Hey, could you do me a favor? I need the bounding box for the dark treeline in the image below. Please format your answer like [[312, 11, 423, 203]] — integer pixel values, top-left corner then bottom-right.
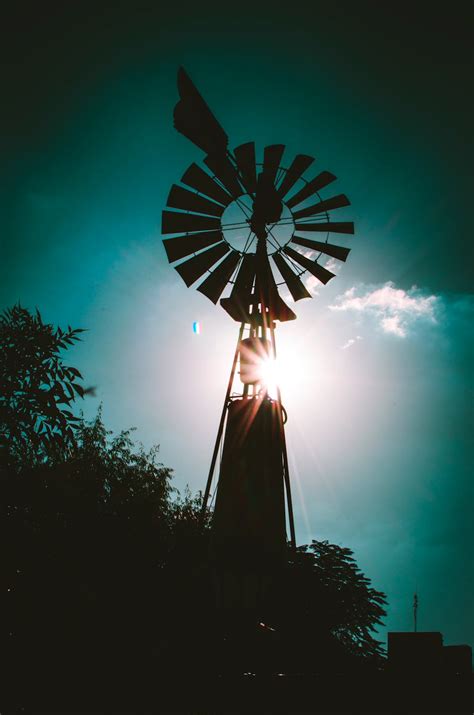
[[1, 305, 388, 710]]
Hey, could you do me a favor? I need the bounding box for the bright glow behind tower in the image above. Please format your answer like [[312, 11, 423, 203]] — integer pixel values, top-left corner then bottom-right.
[[259, 355, 279, 399], [259, 341, 307, 401]]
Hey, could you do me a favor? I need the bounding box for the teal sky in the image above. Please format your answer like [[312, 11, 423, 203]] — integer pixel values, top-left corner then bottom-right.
[[2, 2, 473, 649]]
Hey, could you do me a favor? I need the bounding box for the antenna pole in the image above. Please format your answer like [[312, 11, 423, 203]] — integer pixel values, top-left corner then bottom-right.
[[200, 322, 245, 517]]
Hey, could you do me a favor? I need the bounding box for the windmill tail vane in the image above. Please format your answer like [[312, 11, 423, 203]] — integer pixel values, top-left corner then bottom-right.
[[162, 67, 354, 595], [174, 66, 229, 157]]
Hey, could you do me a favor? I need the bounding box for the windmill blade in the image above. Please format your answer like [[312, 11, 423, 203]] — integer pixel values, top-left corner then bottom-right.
[[291, 236, 351, 262], [163, 230, 223, 263], [181, 163, 231, 206], [263, 145, 285, 185], [230, 253, 256, 299], [162, 211, 221, 234], [167, 185, 225, 217], [197, 250, 241, 303], [205, 154, 243, 197], [220, 253, 256, 320], [292, 194, 351, 220], [175, 242, 230, 286], [277, 154, 315, 198], [286, 171, 337, 209], [283, 246, 335, 285], [294, 221, 354, 235], [272, 252, 311, 301], [234, 142, 257, 195], [255, 242, 296, 321], [174, 67, 228, 155], [275, 294, 297, 322]]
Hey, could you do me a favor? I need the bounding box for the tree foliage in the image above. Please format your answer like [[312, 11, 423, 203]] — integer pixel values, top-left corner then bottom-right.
[[1, 304, 388, 706], [0, 304, 85, 464], [2, 409, 175, 700], [281, 542, 387, 664]]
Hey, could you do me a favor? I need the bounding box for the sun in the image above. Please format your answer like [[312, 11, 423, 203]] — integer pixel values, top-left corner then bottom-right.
[[259, 343, 306, 401], [236, 328, 310, 405], [259, 356, 280, 399]]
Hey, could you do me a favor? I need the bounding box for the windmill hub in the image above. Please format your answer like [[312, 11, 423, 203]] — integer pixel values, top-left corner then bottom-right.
[[250, 169, 284, 239], [221, 197, 294, 256]]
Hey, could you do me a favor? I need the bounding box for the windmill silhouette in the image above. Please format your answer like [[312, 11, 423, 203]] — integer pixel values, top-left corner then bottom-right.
[[162, 68, 354, 573]]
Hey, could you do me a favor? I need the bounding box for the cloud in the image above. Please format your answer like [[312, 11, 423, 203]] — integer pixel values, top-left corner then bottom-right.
[[342, 335, 363, 350], [329, 282, 439, 337], [380, 315, 405, 337], [324, 257, 339, 273], [304, 275, 320, 295]]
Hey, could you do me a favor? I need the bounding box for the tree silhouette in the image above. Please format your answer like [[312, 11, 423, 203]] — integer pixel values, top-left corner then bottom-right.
[[271, 541, 387, 669], [2, 408, 175, 705], [0, 304, 85, 465]]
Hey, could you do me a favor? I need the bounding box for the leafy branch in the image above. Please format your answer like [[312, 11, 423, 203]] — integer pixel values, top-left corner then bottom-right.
[[0, 304, 87, 465]]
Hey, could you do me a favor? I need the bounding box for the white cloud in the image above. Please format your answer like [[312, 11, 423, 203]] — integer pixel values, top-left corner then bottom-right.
[[329, 282, 439, 337], [324, 257, 339, 273], [381, 315, 405, 337], [304, 275, 320, 296], [342, 335, 363, 350]]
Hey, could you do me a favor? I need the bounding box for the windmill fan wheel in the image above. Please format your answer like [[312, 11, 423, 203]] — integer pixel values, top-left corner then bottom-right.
[[162, 143, 354, 321]]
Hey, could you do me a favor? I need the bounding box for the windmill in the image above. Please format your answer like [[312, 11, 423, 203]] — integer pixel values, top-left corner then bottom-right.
[[162, 68, 354, 579]]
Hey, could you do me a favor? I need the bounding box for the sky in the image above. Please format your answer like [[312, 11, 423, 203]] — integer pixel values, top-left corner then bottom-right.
[[1, 1, 473, 650]]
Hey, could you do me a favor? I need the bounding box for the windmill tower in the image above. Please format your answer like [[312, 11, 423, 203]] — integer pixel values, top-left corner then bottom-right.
[[162, 69, 354, 591]]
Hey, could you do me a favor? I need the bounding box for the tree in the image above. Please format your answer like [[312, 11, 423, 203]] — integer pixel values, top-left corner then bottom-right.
[[273, 541, 388, 668], [0, 304, 85, 465], [2, 408, 175, 706]]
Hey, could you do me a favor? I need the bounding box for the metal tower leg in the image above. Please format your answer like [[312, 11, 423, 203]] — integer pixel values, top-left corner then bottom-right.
[[270, 320, 296, 550], [200, 322, 245, 517]]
